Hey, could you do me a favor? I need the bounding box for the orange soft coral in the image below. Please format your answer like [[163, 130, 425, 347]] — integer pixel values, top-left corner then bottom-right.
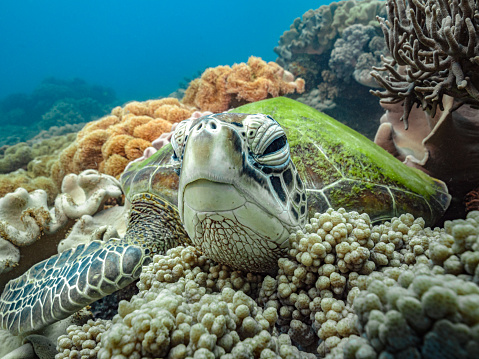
[[100, 154, 131, 178], [133, 119, 172, 142], [52, 98, 195, 183], [101, 134, 134, 159], [72, 130, 110, 172], [182, 56, 305, 112], [124, 138, 151, 160]]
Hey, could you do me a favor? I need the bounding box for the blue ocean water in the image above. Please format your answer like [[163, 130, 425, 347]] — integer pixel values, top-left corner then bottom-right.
[[0, 0, 325, 102]]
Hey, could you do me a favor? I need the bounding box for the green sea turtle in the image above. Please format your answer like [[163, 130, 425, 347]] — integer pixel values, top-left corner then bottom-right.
[[0, 97, 450, 335]]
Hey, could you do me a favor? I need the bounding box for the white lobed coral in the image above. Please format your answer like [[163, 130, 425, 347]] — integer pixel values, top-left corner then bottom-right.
[[48, 209, 479, 358], [354, 264, 479, 358], [0, 169, 123, 290], [56, 319, 111, 359], [93, 245, 315, 359]]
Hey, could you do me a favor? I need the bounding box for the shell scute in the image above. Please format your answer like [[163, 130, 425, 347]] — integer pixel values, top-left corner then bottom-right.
[[121, 144, 176, 200], [233, 98, 450, 226], [149, 166, 179, 206]]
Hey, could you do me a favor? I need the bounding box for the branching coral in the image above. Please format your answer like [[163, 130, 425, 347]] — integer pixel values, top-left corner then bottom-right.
[[182, 56, 305, 112], [371, 0, 479, 128]]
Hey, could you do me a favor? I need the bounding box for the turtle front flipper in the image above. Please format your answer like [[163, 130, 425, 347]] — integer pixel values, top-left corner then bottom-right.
[[0, 239, 148, 335]]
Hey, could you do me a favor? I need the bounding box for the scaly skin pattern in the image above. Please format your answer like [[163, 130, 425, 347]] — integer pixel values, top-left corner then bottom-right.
[[0, 239, 146, 335], [0, 193, 187, 335]]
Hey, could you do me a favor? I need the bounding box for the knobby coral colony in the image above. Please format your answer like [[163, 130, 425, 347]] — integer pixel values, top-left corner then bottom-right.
[[371, 0, 479, 128]]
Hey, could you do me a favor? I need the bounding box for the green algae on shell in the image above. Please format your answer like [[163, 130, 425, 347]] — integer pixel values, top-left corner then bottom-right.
[[231, 97, 450, 226]]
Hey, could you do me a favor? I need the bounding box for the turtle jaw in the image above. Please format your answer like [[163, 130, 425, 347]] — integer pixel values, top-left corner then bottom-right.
[[181, 179, 292, 272], [175, 114, 306, 271]]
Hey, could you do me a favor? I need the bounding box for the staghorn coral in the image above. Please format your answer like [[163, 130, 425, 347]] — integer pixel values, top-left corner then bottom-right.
[[52, 98, 194, 187], [182, 56, 305, 112], [371, 0, 479, 128]]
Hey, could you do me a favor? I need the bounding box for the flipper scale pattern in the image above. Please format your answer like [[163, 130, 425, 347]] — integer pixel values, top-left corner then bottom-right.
[[0, 239, 148, 335]]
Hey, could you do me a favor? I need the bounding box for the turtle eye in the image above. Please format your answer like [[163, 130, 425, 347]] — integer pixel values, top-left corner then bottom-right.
[[171, 119, 191, 160], [263, 135, 287, 155], [257, 134, 290, 166]]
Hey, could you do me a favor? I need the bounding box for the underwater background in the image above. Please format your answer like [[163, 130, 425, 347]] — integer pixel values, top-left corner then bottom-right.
[[0, 0, 322, 101], [0, 0, 479, 357]]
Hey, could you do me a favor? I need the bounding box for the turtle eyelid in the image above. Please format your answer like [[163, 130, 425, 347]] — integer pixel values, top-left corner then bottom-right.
[[263, 135, 287, 155]]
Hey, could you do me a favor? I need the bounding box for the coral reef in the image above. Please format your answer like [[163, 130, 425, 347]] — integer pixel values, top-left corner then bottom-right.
[[182, 56, 305, 112], [277, 2, 387, 139], [372, 0, 479, 127], [275, 0, 385, 64], [0, 170, 123, 292], [328, 24, 386, 88], [0, 133, 76, 174], [50, 208, 479, 358], [0, 77, 117, 146], [51, 98, 194, 187], [370, 0, 479, 216]]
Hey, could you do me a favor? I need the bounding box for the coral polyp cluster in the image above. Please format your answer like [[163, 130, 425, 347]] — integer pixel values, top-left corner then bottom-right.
[[50, 208, 479, 358]]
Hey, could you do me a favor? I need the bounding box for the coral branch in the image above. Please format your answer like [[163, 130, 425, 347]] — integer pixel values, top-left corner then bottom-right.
[[372, 0, 479, 125]]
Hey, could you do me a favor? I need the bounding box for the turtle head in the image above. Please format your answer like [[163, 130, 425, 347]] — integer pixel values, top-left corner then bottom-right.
[[171, 113, 307, 272]]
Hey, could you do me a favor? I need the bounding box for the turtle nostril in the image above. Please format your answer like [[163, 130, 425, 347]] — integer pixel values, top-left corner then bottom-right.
[[209, 122, 217, 130], [197, 123, 203, 131]]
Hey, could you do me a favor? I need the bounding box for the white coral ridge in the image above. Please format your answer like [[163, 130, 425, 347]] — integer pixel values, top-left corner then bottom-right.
[[0, 170, 122, 274]]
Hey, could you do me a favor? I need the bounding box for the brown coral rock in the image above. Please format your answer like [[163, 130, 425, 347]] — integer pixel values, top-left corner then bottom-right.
[[183, 56, 305, 112]]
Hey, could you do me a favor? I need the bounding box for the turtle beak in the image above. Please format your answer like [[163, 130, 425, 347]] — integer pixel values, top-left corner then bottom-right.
[[178, 117, 245, 221]]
